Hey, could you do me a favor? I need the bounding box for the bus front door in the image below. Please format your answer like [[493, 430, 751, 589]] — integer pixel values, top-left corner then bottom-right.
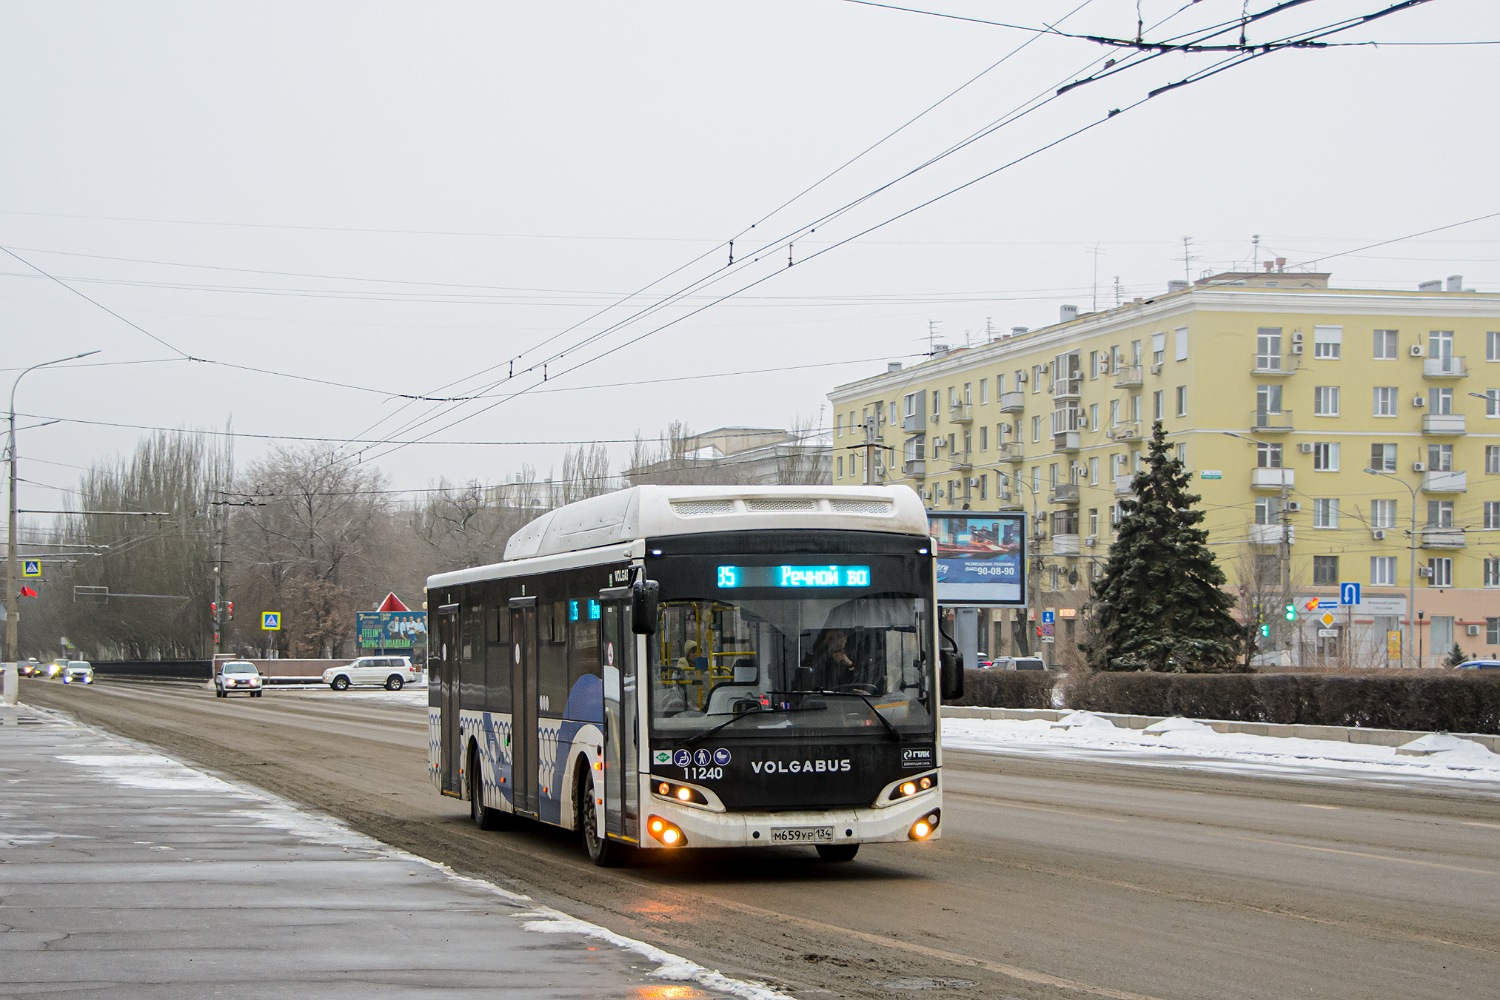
[[436, 603, 462, 796], [509, 598, 539, 817], [600, 591, 639, 842]]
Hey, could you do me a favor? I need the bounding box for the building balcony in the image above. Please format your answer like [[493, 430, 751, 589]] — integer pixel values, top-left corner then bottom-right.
[[949, 403, 973, 424], [1050, 407, 1086, 436], [1053, 431, 1081, 452], [1053, 377, 1082, 400], [1049, 484, 1081, 505], [1421, 469, 1467, 493], [1251, 467, 1294, 489], [1251, 352, 1296, 375], [1113, 364, 1143, 388], [950, 450, 974, 471], [1051, 533, 1081, 556], [1107, 421, 1142, 442], [1250, 409, 1294, 432], [996, 442, 1025, 463], [998, 390, 1025, 414], [902, 412, 926, 433], [902, 459, 925, 476], [995, 489, 1022, 510], [1422, 413, 1465, 434], [1422, 355, 1467, 378], [1419, 526, 1466, 549], [1248, 523, 1294, 546], [1114, 474, 1136, 497]]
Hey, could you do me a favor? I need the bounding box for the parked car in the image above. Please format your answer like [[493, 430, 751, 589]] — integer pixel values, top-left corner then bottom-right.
[[990, 655, 1049, 671], [61, 661, 94, 685], [1455, 659, 1500, 670], [215, 660, 264, 697], [322, 655, 420, 691]]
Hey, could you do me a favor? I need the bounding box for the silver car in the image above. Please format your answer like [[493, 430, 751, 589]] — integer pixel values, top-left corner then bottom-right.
[[215, 661, 264, 698], [62, 661, 94, 685]]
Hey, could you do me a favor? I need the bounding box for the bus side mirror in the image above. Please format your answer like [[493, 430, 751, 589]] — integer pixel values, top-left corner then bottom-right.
[[939, 649, 964, 701], [631, 579, 660, 635]]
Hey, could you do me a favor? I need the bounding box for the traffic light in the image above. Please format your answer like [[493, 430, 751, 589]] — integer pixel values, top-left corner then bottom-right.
[[226, 601, 234, 621], [1260, 624, 1271, 637], [1283, 603, 1297, 622], [210, 601, 218, 620]]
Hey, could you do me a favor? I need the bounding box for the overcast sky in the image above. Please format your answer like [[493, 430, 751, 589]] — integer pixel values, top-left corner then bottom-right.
[[4, 1, 1497, 523]]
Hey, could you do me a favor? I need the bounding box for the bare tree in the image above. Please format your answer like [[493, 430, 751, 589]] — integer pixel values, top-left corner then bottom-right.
[[553, 442, 615, 506]]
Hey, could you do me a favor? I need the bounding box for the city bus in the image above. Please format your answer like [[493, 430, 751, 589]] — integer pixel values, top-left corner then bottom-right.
[[427, 484, 961, 866]]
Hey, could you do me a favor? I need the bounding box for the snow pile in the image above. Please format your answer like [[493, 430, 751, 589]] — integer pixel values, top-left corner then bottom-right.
[[1141, 717, 1214, 737], [1049, 711, 1116, 731]]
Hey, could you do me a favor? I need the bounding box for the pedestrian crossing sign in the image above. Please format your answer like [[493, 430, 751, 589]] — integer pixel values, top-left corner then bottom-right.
[[22, 559, 41, 577], [261, 611, 281, 631]]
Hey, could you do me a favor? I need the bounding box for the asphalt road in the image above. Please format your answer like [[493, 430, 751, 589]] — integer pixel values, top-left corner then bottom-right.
[[18, 679, 1500, 1000]]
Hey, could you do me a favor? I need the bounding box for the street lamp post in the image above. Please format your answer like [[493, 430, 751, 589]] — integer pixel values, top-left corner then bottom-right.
[[1363, 467, 1418, 669], [6, 351, 101, 662]]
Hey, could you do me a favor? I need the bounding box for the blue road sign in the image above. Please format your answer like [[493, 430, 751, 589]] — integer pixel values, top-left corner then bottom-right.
[[22, 559, 41, 577], [1041, 610, 1055, 624], [261, 611, 281, 631], [1339, 582, 1361, 606]]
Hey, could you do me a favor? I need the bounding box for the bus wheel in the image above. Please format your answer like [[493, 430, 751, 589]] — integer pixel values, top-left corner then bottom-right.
[[578, 770, 624, 867], [469, 746, 502, 831], [816, 843, 859, 862]]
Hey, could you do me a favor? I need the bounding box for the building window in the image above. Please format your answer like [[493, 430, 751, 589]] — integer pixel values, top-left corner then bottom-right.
[[1109, 399, 1120, 427], [1370, 499, 1396, 530], [1131, 340, 1142, 365], [1031, 415, 1041, 442], [1489, 617, 1500, 644], [1429, 330, 1454, 359], [1175, 327, 1188, 362], [1151, 332, 1165, 366], [1130, 394, 1141, 423], [1485, 558, 1500, 588], [1032, 366, 1043, 393], [1089, 456, 1099, 484], [1153, 390, 1164, 421], [1481, 389, 1500, 417], [835, 415, 842, 438], [1373, 329, 1398, 360], [1429, 557, 1453, 588], [1313, 499, 1339, 528], [1488, 445, 1500, 475], [1256, 383, 1283, 416], [1257, 442, 1283, 468], [904, 392, 920, 418], [1485, 500, 1500, 530], [1371, 556, 1396, 586], [1176, 385, 1187, 417], [1427, 500, 1454, 528], [836, 456, 844, 478], [979, 379, 988, 404], [1254, 497, 1282, 525], [980, 425, 989, 451], [1088, 508, 1099, 535], [1313, 325, 1342, 359], [889, 401, 897, 425], [1088, 351, 1100, 380], [1428, 443, 1453, 472], [1373, 386, 1398, 416], [1314, 386, 1340, 416], [1176, 443, 1187, 465], [1256, 328, 1283, 369], [1313, 442, 1340, 471], [1089, 402, 1099, 430], [1369, 443, 1397, 473], [1487, 331, 1500, 362], [1313, 556, 1339, 586], [1429, 387, 1453, 414]]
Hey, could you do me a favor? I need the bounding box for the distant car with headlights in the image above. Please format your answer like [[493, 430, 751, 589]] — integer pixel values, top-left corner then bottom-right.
[[215, 660, 264, 697], [61, 661, 94, 685], [44, 660, 68, 679], [322, 655, 420, 691], [18, 659, 42, 677]]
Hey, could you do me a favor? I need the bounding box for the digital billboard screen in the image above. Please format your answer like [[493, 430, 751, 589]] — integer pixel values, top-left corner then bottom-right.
[[929, 511, 1026, 607]]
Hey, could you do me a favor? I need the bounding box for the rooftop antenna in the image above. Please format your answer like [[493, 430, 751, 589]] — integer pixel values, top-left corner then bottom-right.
[[1088, 241, 1103, 312], [928, 319, 943, 356], [1251, 233, 1260, 271], [1179, 236, 1194, 285], [1113, 275, 1122, 307]]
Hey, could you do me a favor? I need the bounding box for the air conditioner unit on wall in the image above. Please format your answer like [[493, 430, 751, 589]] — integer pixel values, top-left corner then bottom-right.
[[1413, 461, 1426, 472], [1372, 529, 1386, 540], [1084, 536, 1096, 547], [1285, 501, 1301, 512], [1410, 344, 1425, 357], [1298, 443, 1315, 454], [1016, 371, 1028, 382], [1467, 624, 1482, 636], [920, 488, 932, 500], [1291, 344, 1304, 355], [1292, 331, 1304, 344], [1419, 566, 1433, 578], [1412, 396, 1426, 407], [1150, 363, 1163, 374]]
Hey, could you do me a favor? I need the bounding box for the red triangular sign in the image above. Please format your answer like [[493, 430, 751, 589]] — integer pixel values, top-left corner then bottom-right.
[[376, 592, 409, 612]]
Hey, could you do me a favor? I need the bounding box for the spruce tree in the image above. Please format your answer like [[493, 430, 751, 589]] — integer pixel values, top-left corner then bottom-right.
[[1083, 421, 1241, 671]]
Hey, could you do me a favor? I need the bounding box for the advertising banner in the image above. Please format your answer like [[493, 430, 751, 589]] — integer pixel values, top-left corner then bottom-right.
[[929, 511, 1027, 607], [357, 611, 428, 649]]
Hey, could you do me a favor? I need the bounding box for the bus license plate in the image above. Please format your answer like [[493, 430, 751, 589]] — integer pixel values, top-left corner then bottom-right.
[[771, 826, 834, 844]]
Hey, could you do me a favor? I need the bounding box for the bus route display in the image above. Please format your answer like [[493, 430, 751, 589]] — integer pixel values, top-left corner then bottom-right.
[[715, 564, 871, 589]]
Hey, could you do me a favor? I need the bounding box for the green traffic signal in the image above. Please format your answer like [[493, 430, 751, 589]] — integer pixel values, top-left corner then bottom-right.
[[1283, 603, 1297, 621], [1259, 624, 1270, 637]]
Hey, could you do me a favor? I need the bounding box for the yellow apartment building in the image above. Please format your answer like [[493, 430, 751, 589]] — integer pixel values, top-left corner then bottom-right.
[[828, 270, 1500, 669]]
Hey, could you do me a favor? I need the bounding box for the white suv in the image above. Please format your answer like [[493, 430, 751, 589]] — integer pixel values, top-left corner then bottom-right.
[[323, 655, 420, 691]]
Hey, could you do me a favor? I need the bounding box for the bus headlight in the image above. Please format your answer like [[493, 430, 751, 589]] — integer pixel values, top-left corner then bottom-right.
[[887, 773, 937, 801], [646, 815, 688, 847], [909, 809, 941, 840], [652, 779, 707, 806]]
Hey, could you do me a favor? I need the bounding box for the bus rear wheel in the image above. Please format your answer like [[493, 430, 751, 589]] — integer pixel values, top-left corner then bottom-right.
[[578, 770, 624, 867], [469, 745, 503, 831], [816, 843, 859, 862]]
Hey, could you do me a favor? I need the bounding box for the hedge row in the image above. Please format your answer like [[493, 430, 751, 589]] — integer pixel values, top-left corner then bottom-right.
[[952, 669, 1056, 710], [1065, 671, 1500, 735]]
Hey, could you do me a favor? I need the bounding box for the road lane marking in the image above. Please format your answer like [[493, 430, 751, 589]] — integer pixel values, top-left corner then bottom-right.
[[1298, 804, 1340, 810], [1462, 821, 1500, 830], [1225, 833, 1497, 876]]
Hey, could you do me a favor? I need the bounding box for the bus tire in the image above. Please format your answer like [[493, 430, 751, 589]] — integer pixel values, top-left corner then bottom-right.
[[577, 767, 624, 867], [469, 745, 503, 831], [816, 843, 859, 862]]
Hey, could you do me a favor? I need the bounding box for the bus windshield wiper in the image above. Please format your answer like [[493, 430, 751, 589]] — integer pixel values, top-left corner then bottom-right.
[[808, 690, 903, 740], [675, 701, 820, 749]]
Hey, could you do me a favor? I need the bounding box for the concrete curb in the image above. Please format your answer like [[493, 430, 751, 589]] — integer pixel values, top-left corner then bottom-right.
[[940, 705, 1500, 754]]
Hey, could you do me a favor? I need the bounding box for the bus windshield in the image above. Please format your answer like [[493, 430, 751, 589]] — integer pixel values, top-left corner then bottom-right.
[[649, 592, 934, 739]]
